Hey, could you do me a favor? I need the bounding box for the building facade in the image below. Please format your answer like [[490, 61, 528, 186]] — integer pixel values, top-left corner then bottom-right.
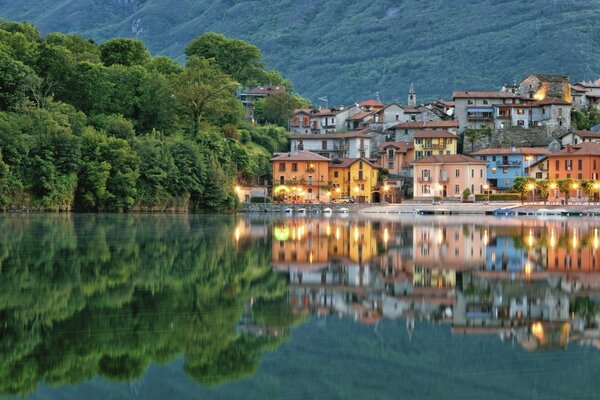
[[329, 158, 379, 203], [413, 130, 458, 160], [411, 154, 488, 200], [271, 151, 331, 203], [290, 131, 372, 159]]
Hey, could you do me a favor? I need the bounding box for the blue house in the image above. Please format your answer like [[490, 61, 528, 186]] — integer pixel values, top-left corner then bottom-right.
[[471, 147, 550, 189]]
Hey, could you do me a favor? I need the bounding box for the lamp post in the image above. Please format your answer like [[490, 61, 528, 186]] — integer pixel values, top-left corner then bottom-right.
[[335, 187, 341, 202], [526, 182, 535, 204], [483, 184, 490, 205], [354, 186, 360, 203], [549, 182, 557, 205], [572, 182, 579, 205], [594, 182, 600, 204], [383, 184, 390, 204], [326, 191, 331, 204], [437, 183, 443, 204]]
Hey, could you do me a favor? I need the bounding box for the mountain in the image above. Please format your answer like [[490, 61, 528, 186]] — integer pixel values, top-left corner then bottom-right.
[[1, 0, 600, 104]]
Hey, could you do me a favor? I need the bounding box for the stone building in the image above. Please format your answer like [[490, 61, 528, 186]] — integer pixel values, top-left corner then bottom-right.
[[519, 74, 571, 102]]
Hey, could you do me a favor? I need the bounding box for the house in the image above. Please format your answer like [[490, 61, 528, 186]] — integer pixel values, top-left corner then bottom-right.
[[571, 79, 600, 110], [453, 91, 526, 132], [329, 158, 379, 203], [493, 98, 571, 130], [390, 120, 459, 142], [239, 85, 286, 120], [271, 151, 331, 203], [527, 157, 549, 180], [471, 147, 551, 189], [519, 74, 571, 102], [547, 142, 600, 182], [290, 130, 373, 158], [413, 130, 458, 160], [345, 110, 378, 130], [290, 109, 312, 134], [378, 142, 414, 177], [411, 154, 487, 200], [560, 130, 600, 146]]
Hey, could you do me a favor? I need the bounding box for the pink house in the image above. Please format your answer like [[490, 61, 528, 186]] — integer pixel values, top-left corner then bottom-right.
[[412, 154, 488, 200]]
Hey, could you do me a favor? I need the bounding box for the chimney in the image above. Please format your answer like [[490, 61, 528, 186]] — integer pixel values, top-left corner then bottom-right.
[[566, 144, 573, 153]]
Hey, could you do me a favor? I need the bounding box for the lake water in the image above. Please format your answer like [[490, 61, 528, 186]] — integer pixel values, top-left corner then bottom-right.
[[2, 213, 600, 399]]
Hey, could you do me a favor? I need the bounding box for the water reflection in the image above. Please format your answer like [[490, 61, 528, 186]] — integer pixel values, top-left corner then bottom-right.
[[265, 216, 600, 352]]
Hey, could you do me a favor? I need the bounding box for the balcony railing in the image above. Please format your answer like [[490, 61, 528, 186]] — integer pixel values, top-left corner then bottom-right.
[[495, 160, 522, 167], [417, 176, 431, 183], [467, 114, 493, 121], [438, 176, 449, 182]]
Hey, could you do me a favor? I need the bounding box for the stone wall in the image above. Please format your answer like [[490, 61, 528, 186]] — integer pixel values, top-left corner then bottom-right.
[[466, 127, 566, 153], [239, 203, 375, 213]]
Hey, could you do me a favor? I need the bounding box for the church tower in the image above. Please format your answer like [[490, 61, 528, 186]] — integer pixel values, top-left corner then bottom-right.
[[408, 83, 416, 106]]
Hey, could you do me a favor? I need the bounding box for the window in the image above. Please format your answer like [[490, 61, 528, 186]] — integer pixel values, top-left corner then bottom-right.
[[416, 151, 423, 159], [415, 138, 422, 145], [322, 140, 327, 150], [594, 159, 597, 169], [279, 163, 286, 172], [471, 169, 474, 178], [404, 129, 409, 135], [387, 149, 395, 160], [555, 160, 560, 171], [578, 173, 582, 179], [566, 160, 572, 171], [517, 109, 525, 115], [558, 108, 563, 116], [455, 169, 460, 177], [517, 120, 525, 126], [480, 169, 483, 178], [291, 163, 298, 172], [504, 179, 509, 185], [422, 185, 431, 194], [578, 159, 582, 170], [483, 99, 489, 105], [396, 115, 399, 121], [492, 156, 496, 162], [280, 176, 284, 185], [388, 161, 394, 169], [491, 167, 497, 174], [467, 100, 474, 105], [455, 185, 460, 194], [536, 172, 542, 179], [503, 168, 508, 173], [334, 171, 339, 178], [359, 161, 363, 169]]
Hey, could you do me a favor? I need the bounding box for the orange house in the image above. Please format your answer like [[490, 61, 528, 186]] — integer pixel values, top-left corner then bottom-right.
[[271, 151, 330, 203], [379, 142, 414, 176], [548, 142, 600, 181]]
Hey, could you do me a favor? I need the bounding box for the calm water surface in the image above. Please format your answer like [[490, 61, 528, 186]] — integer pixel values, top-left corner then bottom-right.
[[2, 213, 600, 399]]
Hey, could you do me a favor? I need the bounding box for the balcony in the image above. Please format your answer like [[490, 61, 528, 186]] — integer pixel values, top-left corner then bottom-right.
[[438, 176, 449, 183], [496, 114, 511, 119], [467, 113, 493, 121], [495, 160, 522, 167], [353, 176, 367, 182], [417, 176, 431, 183]]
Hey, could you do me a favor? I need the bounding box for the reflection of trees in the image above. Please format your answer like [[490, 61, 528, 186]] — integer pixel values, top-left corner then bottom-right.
[[0, 214, 295, 396]]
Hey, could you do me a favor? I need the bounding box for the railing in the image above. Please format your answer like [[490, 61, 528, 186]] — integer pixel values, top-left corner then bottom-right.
[[438, 176, 449, 182], [495, 160, 522, 167], [467, 114, 493, 121], [417, 176, 431, 183]]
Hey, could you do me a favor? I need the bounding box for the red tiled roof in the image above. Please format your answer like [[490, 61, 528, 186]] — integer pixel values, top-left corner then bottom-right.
[[391, 120, 458, 129], [270, 150, 331, 162], [550, 142, 600, 156], [575, 130, 600, 139], [413, 130, 457, 139], [401, 106, 421, 113], [380, 141, 414, 153], [359, 99, 384, 107], [290, 130, 371, 140], [471, 147, 551, 156], [411, 154, 487, 165], [346, 111, 375, 121], [293, 108, 312, 115], [453, 91, 523, 99], [330, 157, 378, 168]]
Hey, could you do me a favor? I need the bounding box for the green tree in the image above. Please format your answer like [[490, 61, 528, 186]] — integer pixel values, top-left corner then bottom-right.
[[0, 51, 35, 110], [511, 176, 536, 204], [174, 56, 240, 134], [254, 93, 305, 127], [185, 32, 265, 85], [556, 178, 575, 204], [0, 151, 9, 205], [536, 179, 550, 204], [99, 38, 151, 67]]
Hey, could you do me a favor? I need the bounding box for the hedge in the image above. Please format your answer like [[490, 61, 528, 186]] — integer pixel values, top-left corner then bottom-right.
[[475, 193, 521, 201], [250, 197, 272, 203]]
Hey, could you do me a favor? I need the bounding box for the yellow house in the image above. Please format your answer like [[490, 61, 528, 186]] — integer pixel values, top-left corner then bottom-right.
[[414, 130, 458, 160], [527, 156, 549, 180], [329, 158, 379, 203]]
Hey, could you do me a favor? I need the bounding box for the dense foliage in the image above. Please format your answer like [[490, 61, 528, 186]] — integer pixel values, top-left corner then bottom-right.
[[0, 22, 291, 211], [0, 1, 599, 103], [0, 214, 298, 396]]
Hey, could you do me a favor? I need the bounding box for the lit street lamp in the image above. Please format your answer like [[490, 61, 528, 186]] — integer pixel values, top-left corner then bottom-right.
[[526, 182, 535, 204], [594, 182, 600, 204], [335, 187, 341, 202], [483, 184, 490, 205], [383, 184, 390, 204], [572, 182, 579, 204], [549, 182, 557, 205]]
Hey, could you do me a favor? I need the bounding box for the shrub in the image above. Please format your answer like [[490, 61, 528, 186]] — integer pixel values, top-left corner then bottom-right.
[[250, 196, 271, 203], [475, 193, 521, 201]]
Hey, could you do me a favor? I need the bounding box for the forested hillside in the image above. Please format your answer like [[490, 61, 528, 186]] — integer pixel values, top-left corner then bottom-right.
[[0, 0, 599, 103], [0, 21, 294, 211]]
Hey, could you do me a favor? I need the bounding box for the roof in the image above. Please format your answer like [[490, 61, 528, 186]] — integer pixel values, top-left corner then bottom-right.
[[270, 150, 331, 162], [413, 130, 457, 139], [453, 91, 523, 99], [527, 156, 548, 169], [549, 142, 600, 157], [358, 99, 384, 107], [528, 73, 569, 83], [329, 157, 378, 168], [471, 147, 551, 156], [346, 111, 375, 121], [312, 108, 336, 117], [244, 86, 286, 95], [401, 106, 421, 113], [293, 108, 312, 115], [574, 130, 600, 139], [290, 130, 371, 140], [380, 141, 414, 153], [535, 97, 571, 106], [411, 154, 487, 165], [391, 120, 459, 129]]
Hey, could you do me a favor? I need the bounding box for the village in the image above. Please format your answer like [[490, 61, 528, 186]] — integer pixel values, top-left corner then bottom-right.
[[237, 74, 600, 206]]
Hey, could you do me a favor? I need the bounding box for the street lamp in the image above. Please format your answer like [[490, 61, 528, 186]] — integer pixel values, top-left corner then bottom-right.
[[549, 182, 557, 205], [572, 182, 579, 204], [526, 182, 535, 204], [383, 184, 390, 204], [326, 191, 331, 204], [483, 184, 490, 205], [437, 183, 443, 204], [594, 182, 600, 204], [335, 187, 341, 201]]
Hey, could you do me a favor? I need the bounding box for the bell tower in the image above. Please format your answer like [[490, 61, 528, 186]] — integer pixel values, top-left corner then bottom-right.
[[408, 83, 416, 106]]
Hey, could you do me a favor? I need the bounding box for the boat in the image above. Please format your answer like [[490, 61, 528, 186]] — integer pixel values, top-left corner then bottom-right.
[[284, 208, 293, 214], [297, 208, 307, 215], [536, 208, 566, 216], [323, 207, 333, 217], [338, 207, 349, 216], [493, 208, 515, 216]]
